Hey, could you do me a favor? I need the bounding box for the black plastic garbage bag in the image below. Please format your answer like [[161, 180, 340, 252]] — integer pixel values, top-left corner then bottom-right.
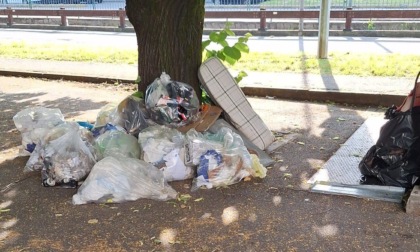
[[359, 72, 420, 188]]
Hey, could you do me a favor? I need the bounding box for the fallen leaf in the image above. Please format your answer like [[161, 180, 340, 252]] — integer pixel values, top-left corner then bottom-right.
[[266, 166, 273, 169], [154, 239, 162, 244], [332, 137, 340, 140], [194, 198, 204, 202], [166, 202, 177, 207], [244, 176, 252, 182], [178, 194, 192, 203], [0, 209, 11, 213], [337, 117, 347, 121], [55, 213, 63, 217], [133, 210, 139, 213], [283, 173, 293, 178], [297, 142, 305, 145], [88, 219, 98, 224]]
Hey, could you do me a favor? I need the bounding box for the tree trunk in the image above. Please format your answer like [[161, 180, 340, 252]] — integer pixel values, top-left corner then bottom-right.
[[126, 0, 205, 97]]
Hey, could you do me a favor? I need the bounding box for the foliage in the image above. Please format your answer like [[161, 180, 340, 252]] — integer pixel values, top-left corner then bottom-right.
[[202, 22, 252, 83], [0, 41, 419, 78], [367, 19, 375, 30]]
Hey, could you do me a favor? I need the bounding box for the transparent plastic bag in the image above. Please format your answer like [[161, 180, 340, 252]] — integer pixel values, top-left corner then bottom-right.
[[194, 150, 251, 189], [109, 95, 149, 136], [161, 148, 194, 182], [13, 107, 65, 155], [187, 127, 258, 190], [93, 96, 149, 137], [72, 156, 178, 205], [95, 130, 141, 161], [138, 125, 184, 166], [24, 123, 73, 173], [138, 125, 193, 181], [185, 130, 224, 166], [94, 103, 117, 128], [145, 72, 200, 127], [209, 119, 274, 167], [41, 123, 96, 188]]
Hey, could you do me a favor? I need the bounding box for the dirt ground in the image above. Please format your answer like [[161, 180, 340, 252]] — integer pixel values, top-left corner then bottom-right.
[[1, 76, 419, 251]]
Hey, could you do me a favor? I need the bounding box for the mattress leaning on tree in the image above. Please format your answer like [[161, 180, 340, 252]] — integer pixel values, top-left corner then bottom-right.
[[198, 57, 274, 150]]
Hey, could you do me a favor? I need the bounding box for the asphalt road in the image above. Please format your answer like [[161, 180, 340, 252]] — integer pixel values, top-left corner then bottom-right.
[[1, 28, 420, 55]]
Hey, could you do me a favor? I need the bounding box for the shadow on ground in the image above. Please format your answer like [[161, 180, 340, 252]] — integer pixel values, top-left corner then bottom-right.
[[1, 78, 419, 251]]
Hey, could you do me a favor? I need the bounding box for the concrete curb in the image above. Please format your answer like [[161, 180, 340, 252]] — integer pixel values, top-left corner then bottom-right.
[[0, 69, 132, 84], [0, 69, 405, 107], [241, 86, 405, 107]]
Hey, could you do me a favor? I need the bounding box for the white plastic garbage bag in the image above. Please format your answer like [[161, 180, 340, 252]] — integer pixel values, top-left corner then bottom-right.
[[187, 127, 265, 190], [138, 125, 194, 181], [161, 148, 194, 182], [24, 122, 74, 172], [72, 156, 178, 205], [41, 123, 96, 188], [138, 125, 184, 165], [13, 107, 65, 156]]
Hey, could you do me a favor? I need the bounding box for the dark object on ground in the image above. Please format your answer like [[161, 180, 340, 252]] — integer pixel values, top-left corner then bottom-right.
[[359, 72, 420, 188]]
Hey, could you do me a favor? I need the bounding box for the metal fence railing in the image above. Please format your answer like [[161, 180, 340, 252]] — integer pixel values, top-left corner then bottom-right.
[[1, 0, 420, 10]]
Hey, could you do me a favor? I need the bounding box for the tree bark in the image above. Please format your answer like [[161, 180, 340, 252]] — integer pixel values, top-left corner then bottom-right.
[[126, 0, 205, 97]]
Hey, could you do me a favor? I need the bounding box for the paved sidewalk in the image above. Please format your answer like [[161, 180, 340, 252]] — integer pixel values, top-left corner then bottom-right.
[[0, 57, 414, 106]]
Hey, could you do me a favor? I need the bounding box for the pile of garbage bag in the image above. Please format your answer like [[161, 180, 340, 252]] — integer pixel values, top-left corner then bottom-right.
[[13, 72, 272, 205]]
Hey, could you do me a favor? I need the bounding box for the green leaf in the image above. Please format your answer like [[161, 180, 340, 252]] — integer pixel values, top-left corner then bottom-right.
[[219, 31, 228, 41], [202, 40, 211, 52], [131, 91, 143, 99], [135, 76, 141, 84], [178, 194, 192, 203], [224, 55, 237, 65], [210, 32, 227, 43], [236, 70, 248, 79], [244, 32, 253, 39], [234, 42, 249, 53], [205, 50, 216, 59], [225, 28, 235, 36], [238, 37, 246, 43], [216, 50, 226, 61], [209, 32, 220, 43], [219, 40, 229, 48], [223, 46, 241, 61], [224, 22, 233, 29]]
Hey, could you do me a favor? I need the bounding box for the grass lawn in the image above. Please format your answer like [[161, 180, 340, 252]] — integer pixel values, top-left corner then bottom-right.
[[1, 41, 419, 77]]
